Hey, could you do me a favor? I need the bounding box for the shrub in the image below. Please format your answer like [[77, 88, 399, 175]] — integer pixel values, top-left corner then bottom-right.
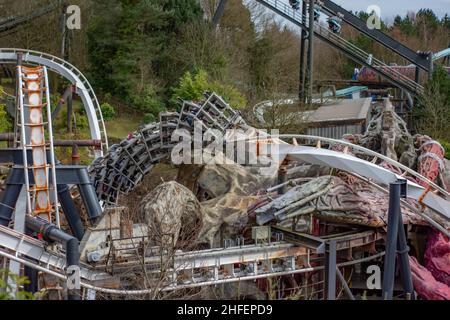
[[143, 113, 156, 124], [171, 69, 247, 109], [131, 84, 166, 115], [209, 81, 247, 109], [74, 114, 89, 129], [171, 70, 208, 105], [100, 103, 116, 121], [0, 104, 12, 132], [0, 269, 36, 300], [439, 140, 450, 159]]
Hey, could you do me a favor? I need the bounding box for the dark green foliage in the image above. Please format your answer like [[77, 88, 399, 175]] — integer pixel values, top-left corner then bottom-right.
[[0, 104, 12, 133], [413, 65, 450, 140], [439, 140, 450, 159], [171, 69, 246, 109], [393, 14, 417, 36], [87, 0, 203, 116], [0, 269, 36, 300], [416, 9, 440, 32], [442, 14, 450, 30], [100, 103, 116, 121], [143, 113, 156, 124]]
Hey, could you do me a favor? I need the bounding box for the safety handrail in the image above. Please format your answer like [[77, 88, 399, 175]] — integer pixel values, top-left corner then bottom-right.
[[256, 0, 424, 94]]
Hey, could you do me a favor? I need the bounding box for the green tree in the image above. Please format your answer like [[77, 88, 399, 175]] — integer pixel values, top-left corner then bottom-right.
[[87, 0, 203, 115], [393, 14, 417, 36], [413, 65, 450, 140]]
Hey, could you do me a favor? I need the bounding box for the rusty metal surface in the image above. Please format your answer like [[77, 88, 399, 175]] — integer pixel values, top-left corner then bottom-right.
[[0, 133, 102, 148], [20, 66, 52, 220]]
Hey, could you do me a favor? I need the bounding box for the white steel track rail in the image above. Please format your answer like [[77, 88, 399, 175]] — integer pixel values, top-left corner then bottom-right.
[[0, 48, 108, 157], [255, 0, 424, 95]]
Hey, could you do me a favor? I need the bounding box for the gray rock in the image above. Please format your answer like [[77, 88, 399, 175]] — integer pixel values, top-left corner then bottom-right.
[[138, 181, 203, 249]]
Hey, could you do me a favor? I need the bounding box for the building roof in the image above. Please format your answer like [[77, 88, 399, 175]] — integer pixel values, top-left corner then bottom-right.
[[309, 98, 372, 123]]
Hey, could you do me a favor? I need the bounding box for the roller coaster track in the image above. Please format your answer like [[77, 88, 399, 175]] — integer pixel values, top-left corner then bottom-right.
[[317, 0, 430, 71], [1, 93, 449, 296], [0, 1, 62, 36], [90, 93, 245, 205], [214, 0, 430, 71], [253, 0, 424, 95], [433, 47, 450, 62], [89, 93, 449, 235], [0, 48, 108, 157], [252, 86, 368, 125]]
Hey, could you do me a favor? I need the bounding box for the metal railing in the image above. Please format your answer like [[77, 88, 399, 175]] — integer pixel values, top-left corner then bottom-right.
[[0, 48, 108, 156], [255, 0, 424, 95]]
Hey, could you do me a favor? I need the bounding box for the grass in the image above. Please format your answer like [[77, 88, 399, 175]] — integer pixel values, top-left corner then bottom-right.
[[105, 113, 143, 143], [55, 99, 143, 143]]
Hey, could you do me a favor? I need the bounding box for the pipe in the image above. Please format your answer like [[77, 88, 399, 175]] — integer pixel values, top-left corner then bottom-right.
[[25, 216, 80, 300], [396, 196, 415, 298], [277, 165, 288, 195], [0, 246, 385, 296], [57, 184, 85, 240], [76, 169, 102, 223], [71, 144, 80, 165]]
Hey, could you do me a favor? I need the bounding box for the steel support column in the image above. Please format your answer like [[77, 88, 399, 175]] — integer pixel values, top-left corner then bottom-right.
[[325, 240, 337, 300], [382, 179, 406, 300], [306, 0, 315, 103], [396, 181, 415, 299], [299, 0, 307, 102], [58, 184, 85, 241]]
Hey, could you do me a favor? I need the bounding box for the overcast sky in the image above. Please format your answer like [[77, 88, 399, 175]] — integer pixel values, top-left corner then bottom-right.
[[332, 0, 450, 22]]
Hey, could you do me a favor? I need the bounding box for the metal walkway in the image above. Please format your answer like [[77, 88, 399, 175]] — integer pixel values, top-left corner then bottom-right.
[[0, 222, 383, 294], [254, 0, 424, 95], [0, 48, 108, 157], [0, 1, 63, 35], [317, 0, 430, 71]]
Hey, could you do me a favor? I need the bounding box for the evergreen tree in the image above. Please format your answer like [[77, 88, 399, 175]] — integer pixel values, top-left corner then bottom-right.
[[87, 0, 203, 114], [413, 65, 450, 140]]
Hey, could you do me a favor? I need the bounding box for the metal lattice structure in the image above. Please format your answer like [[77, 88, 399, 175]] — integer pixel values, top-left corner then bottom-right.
[[15, 65, 60, 225], [89, 94, 449, 236], [0, 48, 108, 157], [90, 93, 245, 205], [254, 0, 424, 95]]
